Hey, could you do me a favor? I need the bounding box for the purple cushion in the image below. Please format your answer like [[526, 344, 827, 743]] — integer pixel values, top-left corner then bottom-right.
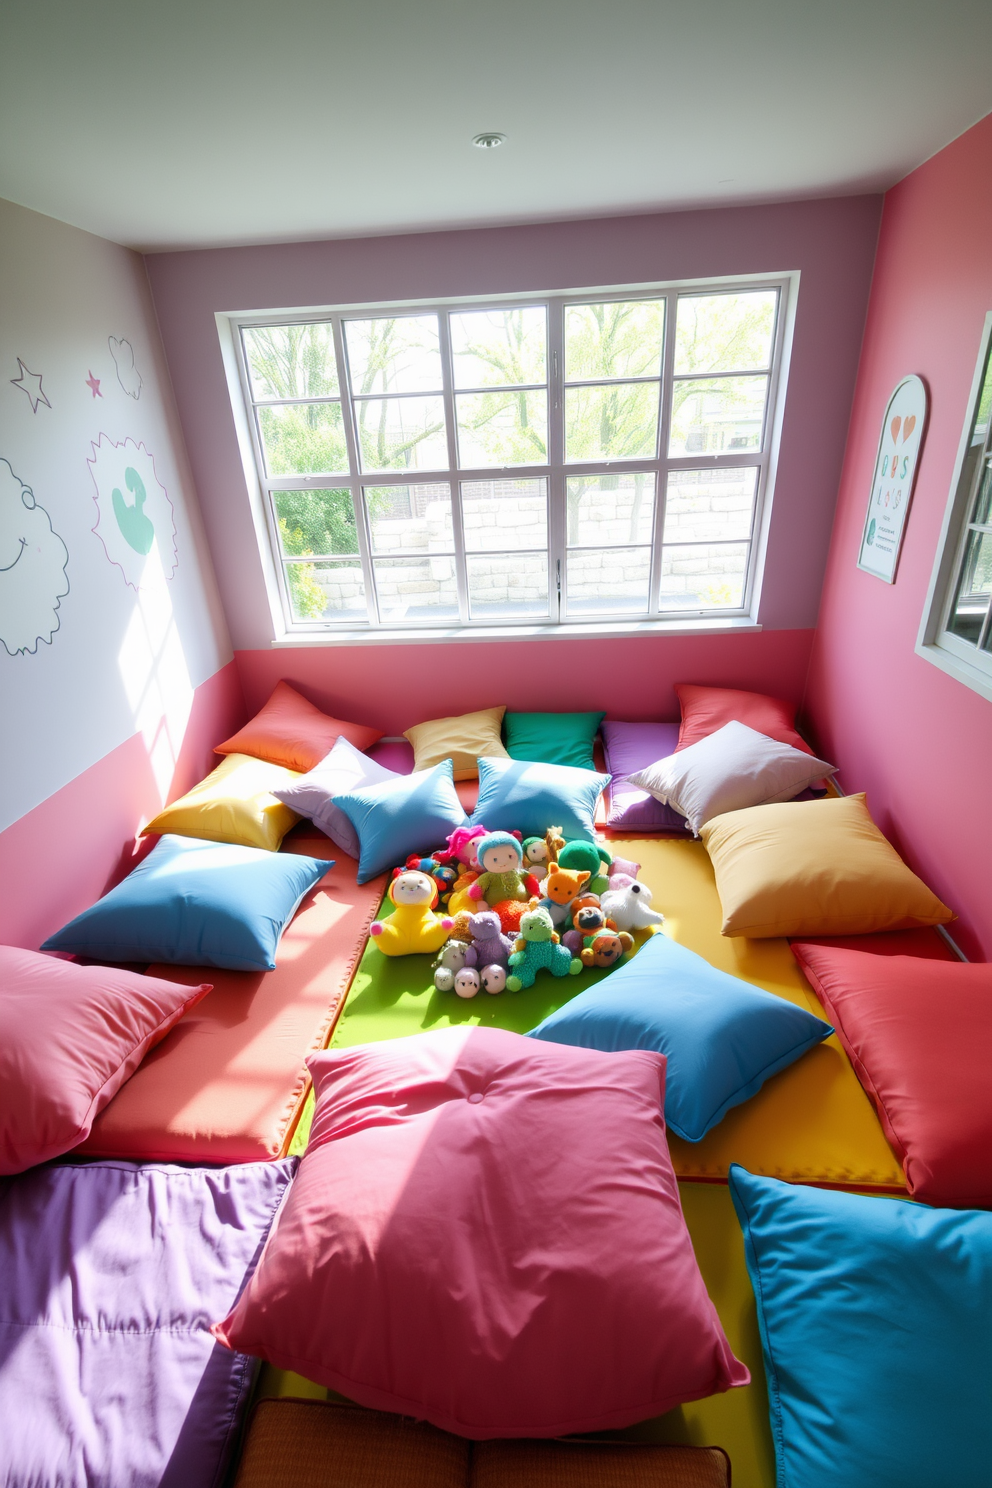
[[602, 721, 686, 831], [0, 1158, 295, 1488]]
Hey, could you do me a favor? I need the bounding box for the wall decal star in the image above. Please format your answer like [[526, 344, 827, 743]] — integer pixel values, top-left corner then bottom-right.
[[86, 370, 102, 398], [10, 358, 51, 413]]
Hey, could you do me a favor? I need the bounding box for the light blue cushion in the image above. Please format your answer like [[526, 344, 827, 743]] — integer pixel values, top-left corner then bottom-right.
[[470, 756, 610, 843], [41, 834, 329, 971], [332, 759, 468, 883], [729, 1166, 992, 1488], [527, 931, 832, 1140]]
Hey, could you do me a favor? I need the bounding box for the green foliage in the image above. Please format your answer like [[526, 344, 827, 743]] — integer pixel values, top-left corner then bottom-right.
[[286, 561, 328, 621], [275, 492, 357, 558]]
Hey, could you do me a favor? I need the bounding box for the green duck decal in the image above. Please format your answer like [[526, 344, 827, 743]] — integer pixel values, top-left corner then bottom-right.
[[112, 466, 155, 555]]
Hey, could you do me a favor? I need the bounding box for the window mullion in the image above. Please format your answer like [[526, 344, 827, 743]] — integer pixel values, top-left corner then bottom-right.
[[650, 291, 680, 615], [547, 299, 566, 623], [437, 310, 470, 624], [332, 314, 380, 627]]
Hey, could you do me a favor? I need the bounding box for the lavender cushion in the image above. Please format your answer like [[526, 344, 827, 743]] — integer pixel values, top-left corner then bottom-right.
[[272, 735, 400, 859], [602, 721, 685, 831], [0, 1158, 295, 1488]]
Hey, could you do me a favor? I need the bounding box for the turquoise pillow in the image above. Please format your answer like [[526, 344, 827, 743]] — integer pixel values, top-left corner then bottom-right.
[[729, 1166, 992, 1488], [41, 834, 329, 971], [503, 711, 605, 771], [333, 759, 468, 883], [528, 932, 832, 1140], [470, 756, 610, 843]]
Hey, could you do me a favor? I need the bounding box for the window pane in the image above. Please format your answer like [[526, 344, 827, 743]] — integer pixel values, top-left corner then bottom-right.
[[566, 473, 655, 546], [273, 489, 357, 558], [669, 376, 768, 457], [373, 556, 459, 622], [450, 308, 546, 389], [972, 460, 992, 527], [345, 316, 442, 395], [947, 529, 992, 645], [467, 552, 549, 619], [564, 300, 665, 381], [365, 483, 453, 554], [286, 559, 365, 622], [969, 348, 992, 446], [258, 402, 347, 476], [461, 479, 547, 552], [244, 323, 339, 401], [456, 390, 548, 467], [674, 291, 777, 375], [662, 468, 757, 544], [566, 547, 651, 615], [659, 543, 748, 610], [565, 383, 660, 461], [355, 397, 447, 471]]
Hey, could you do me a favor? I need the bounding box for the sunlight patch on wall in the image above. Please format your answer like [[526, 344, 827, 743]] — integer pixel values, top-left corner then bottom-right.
[[118, 544, 193, 807]]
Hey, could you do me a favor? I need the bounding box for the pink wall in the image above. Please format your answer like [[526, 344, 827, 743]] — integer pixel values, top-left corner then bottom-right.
[[0, 660, 245, 951], [236, 628, 816, 736], [145, 195, 881, 650], [805, 114, 992, 961]]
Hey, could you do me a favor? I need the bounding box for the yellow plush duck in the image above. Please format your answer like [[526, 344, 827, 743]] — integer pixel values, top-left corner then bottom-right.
[[369, 869, 455, 957]]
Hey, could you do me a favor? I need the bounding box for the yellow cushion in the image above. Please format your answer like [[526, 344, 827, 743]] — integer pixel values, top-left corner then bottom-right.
[[403, 706, 509, 781], [142, 753, 301, 852], [699, 792, 953, 939]]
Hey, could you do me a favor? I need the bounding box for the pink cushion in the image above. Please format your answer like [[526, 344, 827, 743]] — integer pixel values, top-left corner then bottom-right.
[[213, 1027, 747, 1439], [792, 942, 992, 1208], [0, 947, 211, 1174], [675, 683, 814, 756]]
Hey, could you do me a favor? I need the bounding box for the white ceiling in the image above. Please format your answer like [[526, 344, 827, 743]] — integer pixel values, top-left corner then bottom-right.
[[1, 0, 990, 253]]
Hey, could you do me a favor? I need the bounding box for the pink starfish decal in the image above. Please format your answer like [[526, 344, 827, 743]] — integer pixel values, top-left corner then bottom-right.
[[86, 370, 102, 398]]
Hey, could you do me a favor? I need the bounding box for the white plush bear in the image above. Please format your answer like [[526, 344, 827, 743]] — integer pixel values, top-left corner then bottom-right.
[[599, 881, 664, 933]]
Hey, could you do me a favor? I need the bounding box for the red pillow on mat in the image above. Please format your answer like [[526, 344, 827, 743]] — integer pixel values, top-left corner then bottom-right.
[[216, 681, 382, 774], [0, 947, 211, 1174], [213, 1027, 748, 1439], [792, 942, 992, 1208], [675, 684, 814, 756]]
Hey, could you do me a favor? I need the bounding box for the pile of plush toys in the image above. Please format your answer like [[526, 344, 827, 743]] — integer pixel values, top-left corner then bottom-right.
[[369, 824, 664, 999]]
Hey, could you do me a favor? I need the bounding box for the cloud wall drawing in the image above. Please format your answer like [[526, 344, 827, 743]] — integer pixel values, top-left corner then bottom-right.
[[108, 337, 143, 399], [0, 459, 70, 657], [88, 435, 177, 588]]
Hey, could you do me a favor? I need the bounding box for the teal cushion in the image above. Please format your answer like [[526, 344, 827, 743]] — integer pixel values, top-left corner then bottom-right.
[[503, 711, 605, 771], [528, 932, 832, 1141], [332, 759, 468, 883], [729, 1166, 992, 1488], [470, 756, 609, 842], [41, 834, 329, 971]]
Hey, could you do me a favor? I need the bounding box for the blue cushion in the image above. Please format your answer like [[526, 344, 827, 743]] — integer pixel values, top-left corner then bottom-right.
[[729, 1166, 992, 1488], [41, 834, 329, 971], [527, 932, 832, 1140], [470, 756, 610, 843], [332, 759, 468, 883]]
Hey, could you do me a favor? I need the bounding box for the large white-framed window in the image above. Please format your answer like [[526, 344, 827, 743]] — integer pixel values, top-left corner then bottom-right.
[[918, 311, 992, 702], [225, 276, 793, 639]]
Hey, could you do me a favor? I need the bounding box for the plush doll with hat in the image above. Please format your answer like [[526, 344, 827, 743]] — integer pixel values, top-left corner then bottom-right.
[[370, 869, 454, 956], [468, 832, 539, 908], [522, 836, 551, 883]]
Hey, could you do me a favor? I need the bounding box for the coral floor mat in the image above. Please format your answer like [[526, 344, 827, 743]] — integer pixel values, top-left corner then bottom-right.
[[248, 1183, 761, 1485], [234, 1398, 731, 1488], [80, 837, 385, 1162]]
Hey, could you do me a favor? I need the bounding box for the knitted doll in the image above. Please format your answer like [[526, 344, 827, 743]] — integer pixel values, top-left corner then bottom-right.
[[467, 832, 539, 908]]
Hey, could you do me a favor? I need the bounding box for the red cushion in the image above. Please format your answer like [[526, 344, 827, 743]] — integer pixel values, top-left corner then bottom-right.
[[213, 1027, 748, 1438], [216, 681, 382, 773], [675, 684, 813, 756], [791, 942, 992, 1208], [0, 947, 211, 1174]]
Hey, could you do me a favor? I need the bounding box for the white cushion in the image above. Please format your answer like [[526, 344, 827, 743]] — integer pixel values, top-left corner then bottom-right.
[[272, 735, 398, 858], [627, 720, 835, 835]]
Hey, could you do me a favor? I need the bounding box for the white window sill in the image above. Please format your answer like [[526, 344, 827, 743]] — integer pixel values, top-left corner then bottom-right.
[[269, 616, 763, 648]]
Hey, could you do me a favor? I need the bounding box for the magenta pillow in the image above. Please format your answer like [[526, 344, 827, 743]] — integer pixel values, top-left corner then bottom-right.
[[213, 1027, 747, 1439], [0, 946, 211, 1174], [602, 720, 685, 830]]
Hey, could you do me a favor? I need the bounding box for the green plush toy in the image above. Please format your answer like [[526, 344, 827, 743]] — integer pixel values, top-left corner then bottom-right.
[[506, 908, 582, 991], [557, 839, 612, 896]]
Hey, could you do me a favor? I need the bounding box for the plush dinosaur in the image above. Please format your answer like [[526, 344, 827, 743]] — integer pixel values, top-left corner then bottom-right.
[[369, 870, 453, 956], [557, 840, 613, 896], [506, 908, 582, 991]]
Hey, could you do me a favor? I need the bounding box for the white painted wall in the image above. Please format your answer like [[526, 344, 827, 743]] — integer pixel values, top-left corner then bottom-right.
[[0, 197, 231, 833]]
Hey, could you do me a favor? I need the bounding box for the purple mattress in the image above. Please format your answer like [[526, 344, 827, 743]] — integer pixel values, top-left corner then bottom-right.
[[601, 720, 687, 832], [0, 1158, 295, 1488]]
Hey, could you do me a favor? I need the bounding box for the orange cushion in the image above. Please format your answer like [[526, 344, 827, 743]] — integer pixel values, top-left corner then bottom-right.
[[675, 684, 813, 756], [217, 681, 382, 773]]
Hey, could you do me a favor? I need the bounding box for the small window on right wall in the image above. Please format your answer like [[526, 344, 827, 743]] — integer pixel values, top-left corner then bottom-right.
[[917, 311, 992, 702]]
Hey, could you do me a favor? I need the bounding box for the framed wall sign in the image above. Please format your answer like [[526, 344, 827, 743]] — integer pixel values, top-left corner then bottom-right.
[[858, 374, 929, 583]]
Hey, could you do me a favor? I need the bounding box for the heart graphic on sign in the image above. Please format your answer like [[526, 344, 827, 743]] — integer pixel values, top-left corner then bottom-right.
[[890, 416, 902, 443], [902, 415, 916, 442]]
